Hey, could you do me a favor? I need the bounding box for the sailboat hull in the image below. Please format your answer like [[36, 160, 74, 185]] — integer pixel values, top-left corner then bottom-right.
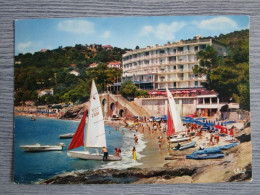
[[170, 137, 189, 143], [20, 145, 63, 152], [67, 151, 122, 161]]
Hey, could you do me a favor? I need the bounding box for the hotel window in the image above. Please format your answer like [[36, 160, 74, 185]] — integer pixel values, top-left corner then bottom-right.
[[212, 97, 217, 104], [195, 46, 198, 51], [177, 47, 183, 52], [205, 98, 210, 104], [179, 65, 184, 70], [169, 56, 176, 62], [183, 99, 193, 104], [198, 98, 203, 104], [145, 52, 149, 56], [195, 81, 198, 86], [144, 60, 149, 65], [159, 50, 165, 54], [200, 44, 206, 49], [173, 66, 176, 70], [173, 82, 176, 88]]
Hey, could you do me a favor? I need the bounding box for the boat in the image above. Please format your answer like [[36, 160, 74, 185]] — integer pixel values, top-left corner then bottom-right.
[[192, 146, 222, 155], [30, 117, 36, 121], [219, 142, 238, 150], [20, 143, 65, 152], [67, 80, 122, 161], [166, 88, 187, 143], [170, 135, 189, 143], [186, 153, 224, 160], [172, 141, 196, 150], [59, 133, 74, 139]]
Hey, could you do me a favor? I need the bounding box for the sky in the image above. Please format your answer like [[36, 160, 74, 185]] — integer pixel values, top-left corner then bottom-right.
[[15, 15, 249, 55]]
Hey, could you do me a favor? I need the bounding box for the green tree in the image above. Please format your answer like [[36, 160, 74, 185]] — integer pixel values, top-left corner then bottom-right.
[[194, 35, 249, 110], [119, 80, 137, 100]]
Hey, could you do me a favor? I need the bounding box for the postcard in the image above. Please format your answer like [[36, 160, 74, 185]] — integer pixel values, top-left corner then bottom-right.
[[14, 15, 251, 184]]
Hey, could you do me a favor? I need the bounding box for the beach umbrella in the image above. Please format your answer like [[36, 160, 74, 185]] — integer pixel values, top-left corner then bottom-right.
[[161, 91, 167, 95], [175, 91, 182, 94], [190, 90, 197, 93], [214, 125, 223, 129], [149, 91, 159, 95], [161, 115, 167, 120]]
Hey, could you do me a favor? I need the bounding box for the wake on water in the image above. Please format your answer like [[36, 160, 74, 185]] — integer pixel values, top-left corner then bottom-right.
[[100, 126, 147, 170]]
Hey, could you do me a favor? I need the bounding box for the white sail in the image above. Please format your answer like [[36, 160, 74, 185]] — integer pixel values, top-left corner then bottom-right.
[[166, 88, 184, 133], [85, 80, 107, 148]]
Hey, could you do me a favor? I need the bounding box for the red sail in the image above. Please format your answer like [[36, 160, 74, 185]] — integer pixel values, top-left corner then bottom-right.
[[167, 107, 174, 136], [68, 110, 87, 150]]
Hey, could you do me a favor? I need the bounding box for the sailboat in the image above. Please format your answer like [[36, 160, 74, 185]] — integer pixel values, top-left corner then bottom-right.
[[166, 88, 189, 143], [20, 143, 65, 152], [67, 80, 122, 161]]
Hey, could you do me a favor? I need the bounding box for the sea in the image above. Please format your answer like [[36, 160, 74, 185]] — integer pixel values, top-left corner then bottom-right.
[[14, 116, 146, 184]]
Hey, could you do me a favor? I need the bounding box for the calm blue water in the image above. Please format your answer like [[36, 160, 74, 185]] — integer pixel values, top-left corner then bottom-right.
[[14, 116, 126, 184]]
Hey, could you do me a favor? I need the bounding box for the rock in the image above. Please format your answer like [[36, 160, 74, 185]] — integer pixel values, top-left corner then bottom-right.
[[61, 103, 88, 119]]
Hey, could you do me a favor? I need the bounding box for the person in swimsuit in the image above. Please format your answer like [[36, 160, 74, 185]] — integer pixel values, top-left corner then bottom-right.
[[102, 146, 108, 161], [132, 146, 137, 160], [158, 136, 163, 151]]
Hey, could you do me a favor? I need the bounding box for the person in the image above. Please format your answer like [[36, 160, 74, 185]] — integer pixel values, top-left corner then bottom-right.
[[210, 132, 213, 143], [117, 148, 121, 156], [175, 142, 181, 150], [102, 146, 108, 161], [114, 148, 119, 156], [134, 134, 138, 144], [215, 134, 220, 144], [167, 137, 171, 153], [132, 146, 137, 160], [198, 144, 204, 150], [158, 136, 163, 151], [114, 148, 121, 156]]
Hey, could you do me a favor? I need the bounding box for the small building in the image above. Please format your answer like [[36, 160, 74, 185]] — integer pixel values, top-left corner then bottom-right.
[[69, 70, 80, 76], [103, 45, 113, 50], [70, 64, 76, 68], [15, 61, 21, 65], [38, 89, 54, 97], [24, 101, 35, 106], [40, 49, 49, 52], [89, 62, 98, 68], [108, 61, 121, 69]]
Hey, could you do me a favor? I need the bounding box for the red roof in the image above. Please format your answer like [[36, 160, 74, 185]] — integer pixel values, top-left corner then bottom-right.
[[89, 63, 98, 67], [103, 45, 113, 48], [108, 61, 121, 66]]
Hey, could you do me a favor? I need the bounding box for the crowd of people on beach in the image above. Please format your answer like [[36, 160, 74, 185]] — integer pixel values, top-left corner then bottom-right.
[[97, 117, 239, 162], [119, 116, 239, 160]]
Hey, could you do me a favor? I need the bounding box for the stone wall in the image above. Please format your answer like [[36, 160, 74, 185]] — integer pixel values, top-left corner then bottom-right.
[[134, 97, 197, 117]]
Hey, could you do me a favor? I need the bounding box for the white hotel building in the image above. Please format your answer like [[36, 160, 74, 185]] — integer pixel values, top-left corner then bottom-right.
[[122, 36, 227, 90], [120, 37, 240, 118]]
